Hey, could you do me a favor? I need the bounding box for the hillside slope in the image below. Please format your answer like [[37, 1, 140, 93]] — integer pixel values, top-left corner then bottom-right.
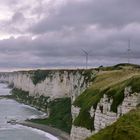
[[86, 108, 140, 140], [73, 63, 140, 130]]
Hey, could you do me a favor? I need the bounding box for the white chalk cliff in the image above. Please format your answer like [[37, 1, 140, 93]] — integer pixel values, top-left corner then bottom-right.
[[0, 71, 90, 100], [0, 71, 140, 140], [70, 87, 140, 140]]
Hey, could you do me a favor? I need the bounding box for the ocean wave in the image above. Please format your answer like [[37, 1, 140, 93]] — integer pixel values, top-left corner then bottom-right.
[[16, 124, 59, 140]]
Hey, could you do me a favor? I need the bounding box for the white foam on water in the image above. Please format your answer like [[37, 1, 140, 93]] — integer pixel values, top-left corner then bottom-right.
[[0, 127, 13, 131], [20, 104, 47, 116], [0, 124, 19, 131], [0, 124, 59, 140], [16, 124, 59, 140], [28, 115, 39, 119], [28, 113, 47, 120]]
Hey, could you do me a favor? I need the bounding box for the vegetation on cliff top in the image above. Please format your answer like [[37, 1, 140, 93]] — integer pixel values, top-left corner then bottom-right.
[[31, 70, 53, 85], [73, 64, 140, 130], [30, 68, 96, 85], [86, 108, 140, 140]]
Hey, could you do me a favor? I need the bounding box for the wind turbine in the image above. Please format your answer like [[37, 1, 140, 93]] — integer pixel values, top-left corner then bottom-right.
[[82, 49, 89, 69], [127, 39, 131, 64]]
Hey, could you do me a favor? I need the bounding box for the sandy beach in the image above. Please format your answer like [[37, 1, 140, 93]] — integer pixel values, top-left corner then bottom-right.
[[18, 121, 70, 140]]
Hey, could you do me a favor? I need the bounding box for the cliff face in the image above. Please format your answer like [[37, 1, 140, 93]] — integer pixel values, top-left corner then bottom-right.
[[0, 70, 94, 100], [70, 87, 140, 140], [0, 66, 140, 140], [70, 67, 140, 140], [0, 70, 96, 138]]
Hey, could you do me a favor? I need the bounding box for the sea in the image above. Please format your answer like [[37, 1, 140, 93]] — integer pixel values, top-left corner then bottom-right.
[[0, 83, 58, 140]]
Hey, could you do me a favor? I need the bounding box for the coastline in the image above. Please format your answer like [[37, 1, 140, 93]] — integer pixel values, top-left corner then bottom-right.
[[18, 121, 70, 140], [0, 86, 71, 140]]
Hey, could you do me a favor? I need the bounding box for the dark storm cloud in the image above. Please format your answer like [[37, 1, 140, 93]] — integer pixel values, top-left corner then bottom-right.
[[0, 0, 140, 70], [30, 0, 140, 33]]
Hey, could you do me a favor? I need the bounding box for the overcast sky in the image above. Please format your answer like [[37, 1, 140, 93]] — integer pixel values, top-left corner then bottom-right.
[[0, 0, 140, 71]]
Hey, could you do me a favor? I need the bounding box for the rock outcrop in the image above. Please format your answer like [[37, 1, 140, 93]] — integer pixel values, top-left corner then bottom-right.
[[0, 71, 140, 140], [70, 87, 140, 140]]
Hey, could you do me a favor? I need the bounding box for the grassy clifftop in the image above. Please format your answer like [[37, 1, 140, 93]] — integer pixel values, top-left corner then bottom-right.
[[29, 69, 96, 85], [73, 63, 140, 130], [86, 108, 140, 140]]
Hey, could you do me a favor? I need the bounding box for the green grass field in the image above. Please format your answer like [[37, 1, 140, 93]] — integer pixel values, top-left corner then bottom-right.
[[86, 108, 140, 140], [73, 64, 140, 130]]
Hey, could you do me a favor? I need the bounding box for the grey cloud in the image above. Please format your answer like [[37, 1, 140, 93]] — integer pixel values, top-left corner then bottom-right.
[[0, 23, 140, 70], [30, 0, 140, 34], [12, 12, 25, 23], [0, 0, 140, 70]]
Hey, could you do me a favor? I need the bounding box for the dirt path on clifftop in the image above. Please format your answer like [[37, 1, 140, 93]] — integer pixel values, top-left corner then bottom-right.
[[18, 121, 70, 140]]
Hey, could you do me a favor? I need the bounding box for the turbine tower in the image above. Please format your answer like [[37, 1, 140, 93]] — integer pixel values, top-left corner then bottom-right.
[[127, 39, 131, 64], [82, 49, 89, 69]]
